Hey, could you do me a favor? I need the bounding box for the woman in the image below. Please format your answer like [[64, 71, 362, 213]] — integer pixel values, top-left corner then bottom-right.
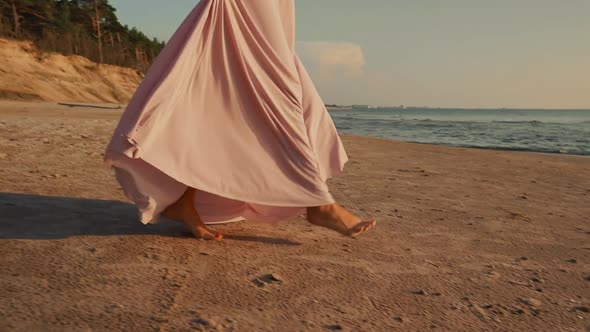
[[105, 0, 376, 240]]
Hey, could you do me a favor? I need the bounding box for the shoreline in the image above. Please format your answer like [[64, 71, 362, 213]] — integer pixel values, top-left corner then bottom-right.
[[406, 140, 590, 158], [2, 100, 588, 158]]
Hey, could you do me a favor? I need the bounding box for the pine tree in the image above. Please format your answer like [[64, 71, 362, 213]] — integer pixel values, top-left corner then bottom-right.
[[0, 0, 164, 71], [9, 0, 21, 37], [0, 1, 4, 35]]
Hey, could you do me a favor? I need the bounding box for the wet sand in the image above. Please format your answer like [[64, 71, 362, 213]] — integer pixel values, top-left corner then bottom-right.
[[0, 101, 589, 331]]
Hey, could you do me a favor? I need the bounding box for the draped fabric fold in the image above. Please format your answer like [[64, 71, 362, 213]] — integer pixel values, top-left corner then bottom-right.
[[105, 0, 348, 224]]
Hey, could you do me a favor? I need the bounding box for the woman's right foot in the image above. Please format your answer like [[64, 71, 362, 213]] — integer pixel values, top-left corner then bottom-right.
[[306, 204, 376, 237]]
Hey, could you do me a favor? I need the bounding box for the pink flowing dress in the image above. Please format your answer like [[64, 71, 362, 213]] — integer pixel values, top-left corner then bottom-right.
[[105, 0, 348, 224]]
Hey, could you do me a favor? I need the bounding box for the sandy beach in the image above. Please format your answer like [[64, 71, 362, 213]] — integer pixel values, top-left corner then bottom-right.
[[0, 101, 589, 331]]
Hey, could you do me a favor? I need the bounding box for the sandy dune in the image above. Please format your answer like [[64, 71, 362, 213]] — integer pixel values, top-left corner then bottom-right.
[[0, 102, 589, 331], [0, 39, 142, 104]]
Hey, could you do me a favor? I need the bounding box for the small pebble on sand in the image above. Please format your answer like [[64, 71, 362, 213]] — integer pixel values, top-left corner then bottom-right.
[[269, 273, 283, 282], [325, 324, 343, 331], [519, 298, 542, 307]]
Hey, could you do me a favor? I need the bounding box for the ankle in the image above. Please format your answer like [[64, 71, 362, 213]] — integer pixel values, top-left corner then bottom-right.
[[308, 204, 336, 214]]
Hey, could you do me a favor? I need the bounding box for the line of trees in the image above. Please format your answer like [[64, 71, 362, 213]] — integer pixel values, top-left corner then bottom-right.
[[0, 0, 164, 71]]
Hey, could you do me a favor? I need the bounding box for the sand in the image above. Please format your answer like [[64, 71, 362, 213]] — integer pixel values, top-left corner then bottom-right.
[[0, 39, 142, 104], [0, 101, 589, 331]]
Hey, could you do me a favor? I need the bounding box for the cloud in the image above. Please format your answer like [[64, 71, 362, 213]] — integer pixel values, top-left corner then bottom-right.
[[296, 41, 366, 76]]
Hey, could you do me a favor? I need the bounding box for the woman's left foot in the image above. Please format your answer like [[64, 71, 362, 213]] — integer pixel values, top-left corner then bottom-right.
[[162, 189, 224, 241], [185, 218, 224, 241]]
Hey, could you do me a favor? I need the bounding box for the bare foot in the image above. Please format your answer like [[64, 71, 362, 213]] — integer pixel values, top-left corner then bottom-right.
[[184, 217, 224, 241], [162, 189, 223, 241], [306, 204, 376, 237]]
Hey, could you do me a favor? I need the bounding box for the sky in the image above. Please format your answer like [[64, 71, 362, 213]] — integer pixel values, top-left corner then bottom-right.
[[110, 0, 590, 109]]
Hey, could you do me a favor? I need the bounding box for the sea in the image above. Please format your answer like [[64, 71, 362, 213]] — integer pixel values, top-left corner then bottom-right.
[[328, 108, 590, 156]]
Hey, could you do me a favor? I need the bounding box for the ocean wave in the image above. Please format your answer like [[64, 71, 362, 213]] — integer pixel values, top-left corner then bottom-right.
[[408, 142, 589, 156], [492, 120, 544, 125], [334, 116, 585, 125], [413, 119, 555, 125]]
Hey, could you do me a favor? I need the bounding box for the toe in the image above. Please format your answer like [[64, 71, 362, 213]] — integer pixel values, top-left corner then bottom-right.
[[348, 220, 376, 237], [192, 227, 219, 241], [201, 230, 224, 241], [200, 231, 222, 241]]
